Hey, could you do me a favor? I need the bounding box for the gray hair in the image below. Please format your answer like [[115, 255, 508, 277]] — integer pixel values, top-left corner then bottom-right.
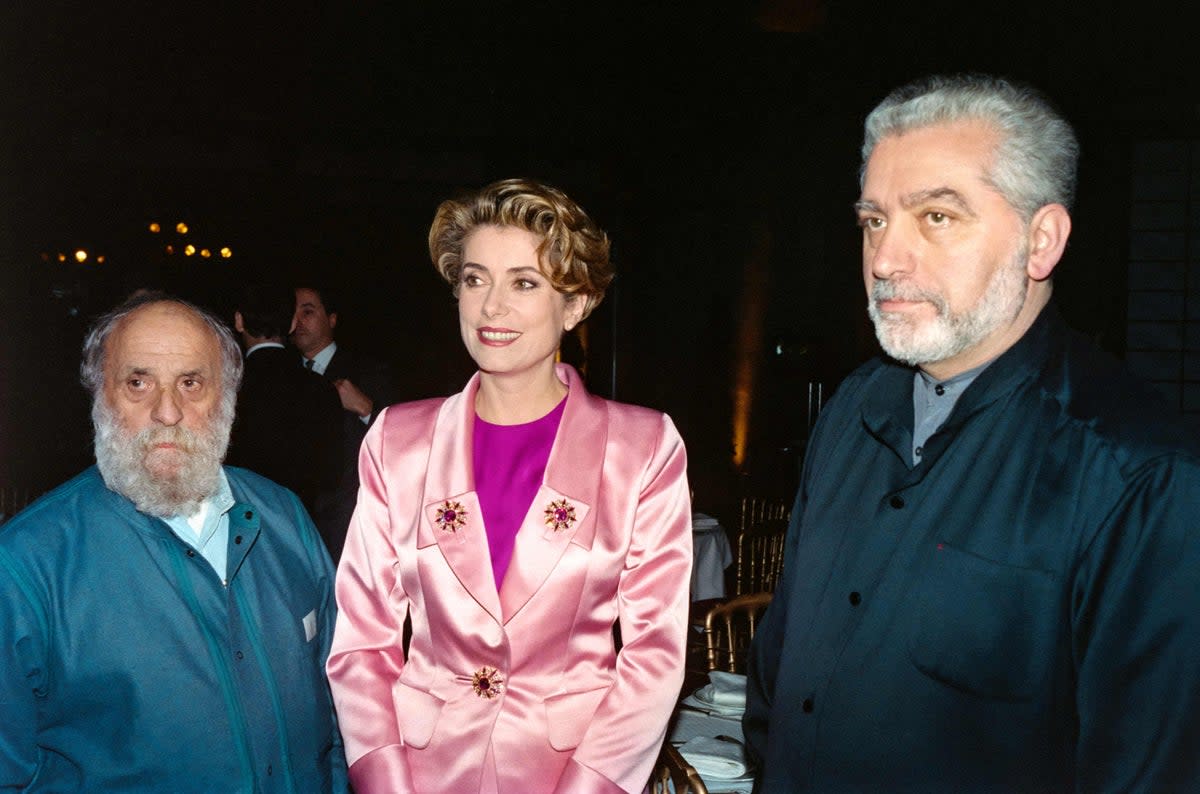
[[860, 74, 1079, 220], [80, 292, 244, 414]]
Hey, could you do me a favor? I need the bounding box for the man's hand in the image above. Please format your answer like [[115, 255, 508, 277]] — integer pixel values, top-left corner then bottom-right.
[[333, 378, 374, 419]]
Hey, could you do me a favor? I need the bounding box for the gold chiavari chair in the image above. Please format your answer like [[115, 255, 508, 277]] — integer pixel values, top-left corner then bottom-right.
[[737, 495, 790, 534], [702, 591, 772, 673], [649, 742, 710, 794], [734, 518, 787, 596]]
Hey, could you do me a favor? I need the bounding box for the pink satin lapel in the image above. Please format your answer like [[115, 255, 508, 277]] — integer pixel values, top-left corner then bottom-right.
[[420, 381, 504, 623], [498, 484, 592, 621], [422, 491, 502, 622]]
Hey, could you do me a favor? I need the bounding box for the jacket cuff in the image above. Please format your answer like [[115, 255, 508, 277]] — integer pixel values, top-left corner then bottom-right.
[[348, 744, 414, 794], [553, 758, 628, 794]]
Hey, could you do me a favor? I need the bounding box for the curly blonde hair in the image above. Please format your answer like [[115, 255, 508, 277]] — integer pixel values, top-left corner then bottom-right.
[[428, 178, 614, 320]]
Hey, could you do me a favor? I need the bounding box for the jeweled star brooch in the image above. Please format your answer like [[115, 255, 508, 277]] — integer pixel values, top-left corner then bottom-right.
[[434, 500, 467, 533], [543, 499, 577, 532]]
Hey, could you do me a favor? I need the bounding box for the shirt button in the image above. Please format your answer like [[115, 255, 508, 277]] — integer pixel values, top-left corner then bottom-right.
[[889, 495, 905, 509], [934, 384, 945, 396], [849, 591, 862, 606], [914, 446, 923, 457], [802, 698, 814, 713]]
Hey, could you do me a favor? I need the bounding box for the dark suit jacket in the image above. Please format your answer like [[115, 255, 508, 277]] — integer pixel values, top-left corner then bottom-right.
[[312, 344, 398, 561], [226, 346, 343, 520]]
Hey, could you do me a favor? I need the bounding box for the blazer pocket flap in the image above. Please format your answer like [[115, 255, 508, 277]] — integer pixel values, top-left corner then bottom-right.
[[544, 685, 610, 751], [392, 681, 445, 749]]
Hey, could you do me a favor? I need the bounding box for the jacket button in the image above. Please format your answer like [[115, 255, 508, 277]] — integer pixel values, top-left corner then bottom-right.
[[849, 591, 862, 606], [234, 535, 243, 544], [471, 666, 504, 699], [889, 495, 905, 509], [802, 698, 814, 713], [244, 510, 253, 520], [235, 651, 244, 660], [186, 549, 196, 558]]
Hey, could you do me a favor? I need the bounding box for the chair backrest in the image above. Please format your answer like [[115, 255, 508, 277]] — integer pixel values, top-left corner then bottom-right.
[[649, 742, 710, 794], [737, 495, 790, 534], [703, 591, 773, 673], [734, 517, 788, 595]]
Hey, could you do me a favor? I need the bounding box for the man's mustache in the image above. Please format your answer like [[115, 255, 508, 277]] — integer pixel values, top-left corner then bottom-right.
[[136, 426, 198, 453], [872, 281, 939, 304]]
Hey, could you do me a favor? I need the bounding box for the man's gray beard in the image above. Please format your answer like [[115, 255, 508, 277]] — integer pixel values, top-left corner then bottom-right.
[[93, 398, 232, 519], [868, 244, 1029, 368]]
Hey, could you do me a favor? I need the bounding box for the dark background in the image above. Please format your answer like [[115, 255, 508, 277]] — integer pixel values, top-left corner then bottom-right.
[[2, 1, 1197, 523]]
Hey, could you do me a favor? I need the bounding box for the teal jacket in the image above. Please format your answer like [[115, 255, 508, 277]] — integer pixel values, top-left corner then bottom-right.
[[0, 466, 348, 792], [746, 306, 1200, 792]]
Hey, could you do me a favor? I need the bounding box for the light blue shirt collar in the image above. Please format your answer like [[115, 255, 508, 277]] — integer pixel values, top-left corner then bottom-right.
[[304, 341, 337, 376], [162, 469, 235, 583]]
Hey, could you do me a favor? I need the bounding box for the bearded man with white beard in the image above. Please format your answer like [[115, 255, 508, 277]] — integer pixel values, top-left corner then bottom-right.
[[745, 75, 1200, 792], [0, 294, 347, 793]]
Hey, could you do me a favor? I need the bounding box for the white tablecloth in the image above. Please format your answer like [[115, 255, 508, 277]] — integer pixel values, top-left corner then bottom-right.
[[691, 513, 733, 601]]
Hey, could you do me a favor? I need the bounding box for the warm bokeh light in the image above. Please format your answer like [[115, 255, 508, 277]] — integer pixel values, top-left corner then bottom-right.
[[199, 248, 211, 258], [730, 224, 771, 468], [219, 247, 232, 258], [74, 250, 88, 263], [57, 253, 67, 262], [148, 222, 161, 233], [96, 255, 106, 264], [165, 245, 175, 255], [176, 222, 189, 234], [184, 244, 196, 256]]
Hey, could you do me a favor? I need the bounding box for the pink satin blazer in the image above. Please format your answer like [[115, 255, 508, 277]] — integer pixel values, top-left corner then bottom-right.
[[327, 365, 692, 794]]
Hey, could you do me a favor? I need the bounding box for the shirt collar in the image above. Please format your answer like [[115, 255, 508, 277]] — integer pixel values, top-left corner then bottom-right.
[[305, 341, 337, 375], [861, 301, 1061, 455], [163, 469, 235, 534], [914, 358, 992, 406]]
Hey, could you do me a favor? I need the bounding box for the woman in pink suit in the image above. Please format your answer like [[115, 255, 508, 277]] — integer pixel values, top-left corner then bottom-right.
[[327, 178, 692, 794]]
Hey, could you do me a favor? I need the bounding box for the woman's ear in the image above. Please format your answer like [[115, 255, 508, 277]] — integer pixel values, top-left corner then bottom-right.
[[563, 295, 586, 332], [1026, 203, 1071, 282]]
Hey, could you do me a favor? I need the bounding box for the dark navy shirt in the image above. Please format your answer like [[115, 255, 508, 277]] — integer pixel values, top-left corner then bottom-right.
[[746, 305, 1200, 792]]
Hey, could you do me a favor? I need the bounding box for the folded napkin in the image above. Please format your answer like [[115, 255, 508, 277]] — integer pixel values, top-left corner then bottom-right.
[[694, 671, 747, 709], [677, 736, 750, 779]]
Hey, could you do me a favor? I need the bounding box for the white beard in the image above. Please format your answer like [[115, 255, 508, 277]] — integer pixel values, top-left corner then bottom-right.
[[93, 398, 232, 519], [868, 243, 1029, 368]]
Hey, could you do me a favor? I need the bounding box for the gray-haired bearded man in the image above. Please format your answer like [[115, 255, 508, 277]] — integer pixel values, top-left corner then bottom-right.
[[746, 74, 1200, 792], [0, 294, 347, 792]]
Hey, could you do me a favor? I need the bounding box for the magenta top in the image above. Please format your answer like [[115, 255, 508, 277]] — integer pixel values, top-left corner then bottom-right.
[[472, 395, 567, 588]]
